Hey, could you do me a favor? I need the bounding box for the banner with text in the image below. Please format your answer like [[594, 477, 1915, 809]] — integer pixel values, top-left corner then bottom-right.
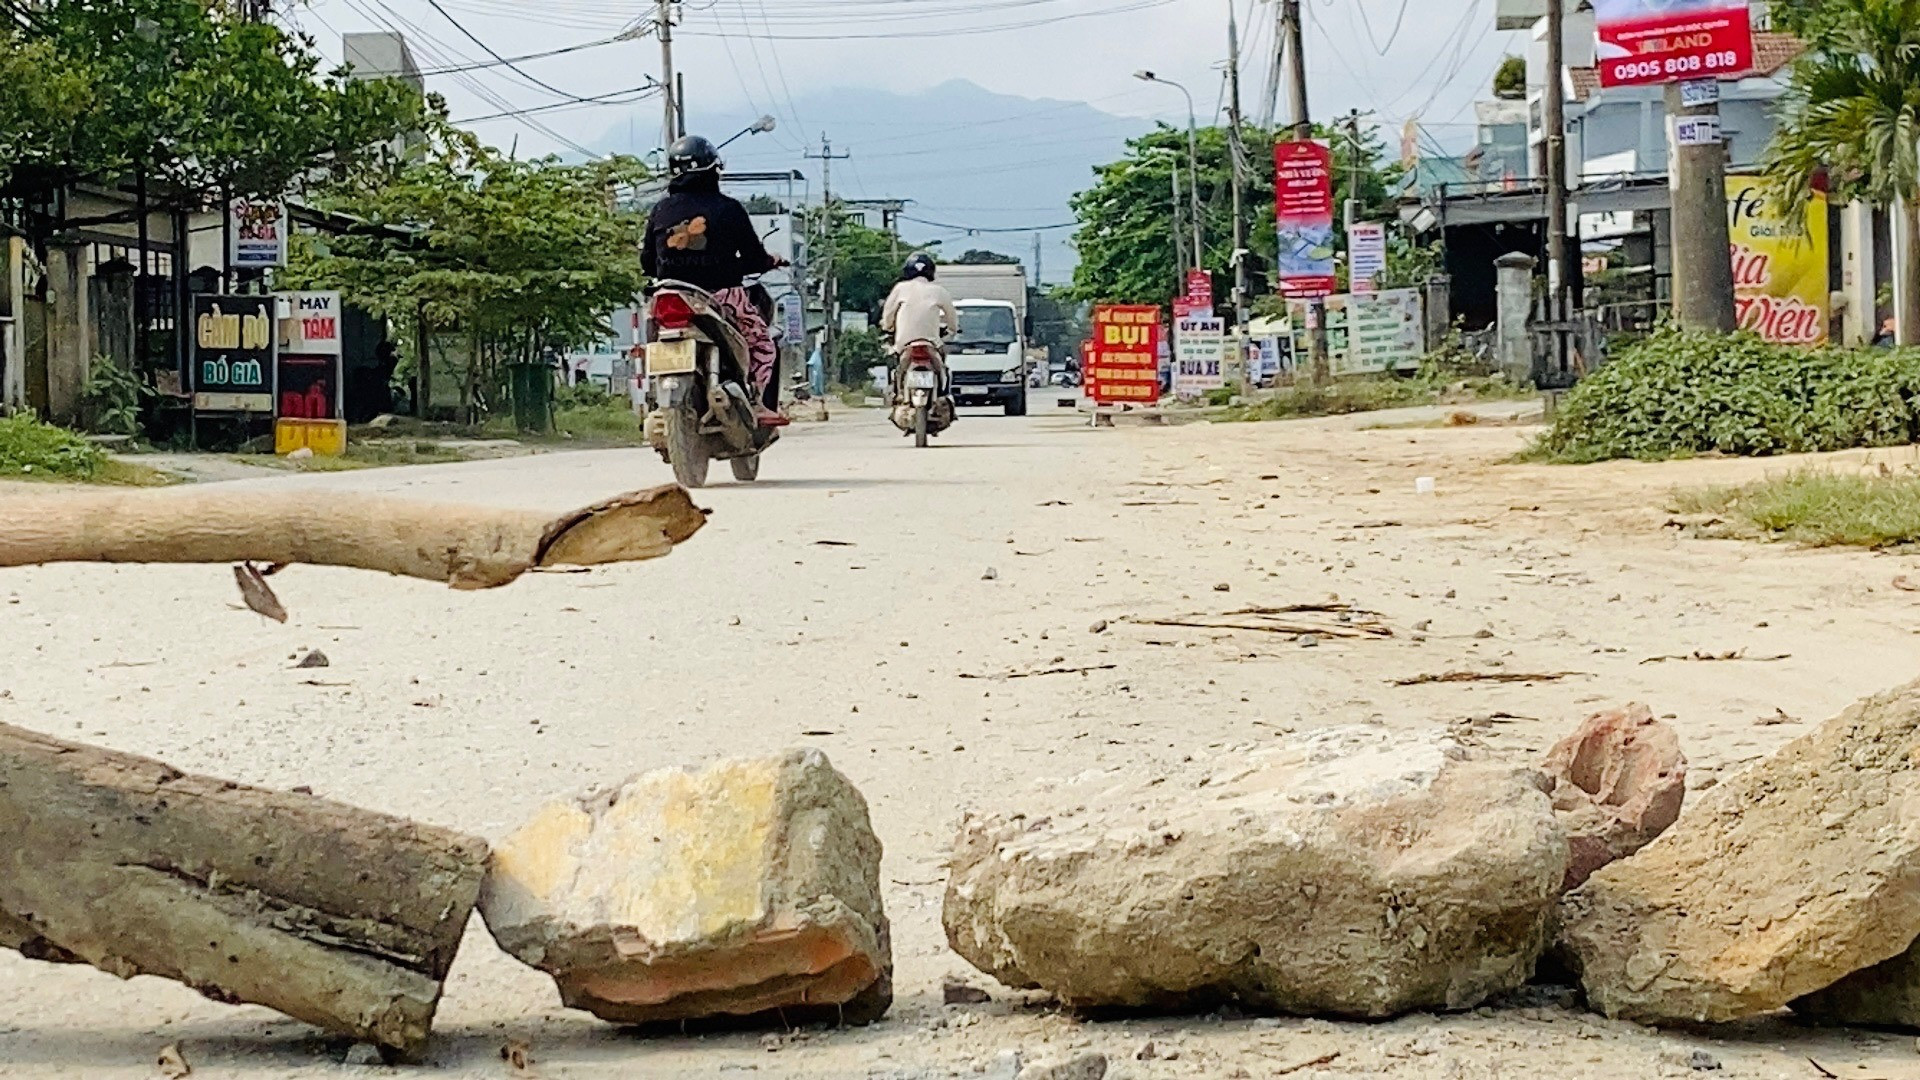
[[1274, 139, 1336, 299], [276, 290, 344, 421], [1348, 223, 1387, 294], [1087, 305, 1163, 406], [1727, 175, 1828, 346], [229, 197, 288, 269], [1287, 289, 1425, 376], [1173, 316, 1226, 398], [192, 294, 276, 412], [1593, 0, 1753, 88]]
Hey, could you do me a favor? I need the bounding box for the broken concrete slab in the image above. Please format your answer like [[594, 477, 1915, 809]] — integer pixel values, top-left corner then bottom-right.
[[1561, 678, 1920, 1023], [479, 748, 891, 1025], [943, 728, 1566, 1018], [0, 722, 488, 1061], [1541, 704, 1686, 890]]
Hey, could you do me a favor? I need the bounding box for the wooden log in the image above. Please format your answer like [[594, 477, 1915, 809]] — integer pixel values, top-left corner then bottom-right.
[[0, 483, 706, 589], [0, 723, 489, 1061]]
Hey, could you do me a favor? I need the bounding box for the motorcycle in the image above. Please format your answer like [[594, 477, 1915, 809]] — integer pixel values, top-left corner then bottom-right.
[[890, 339, 954, 448], [643, 278, 780, 488]]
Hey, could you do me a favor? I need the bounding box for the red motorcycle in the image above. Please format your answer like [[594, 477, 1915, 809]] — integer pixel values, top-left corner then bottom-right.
[[891, 339, 954, 449], [643, 279, 780, 487]]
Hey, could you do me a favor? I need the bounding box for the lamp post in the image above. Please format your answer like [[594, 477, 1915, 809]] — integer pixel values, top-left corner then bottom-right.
[[1134, 70, 1204, 271], [717, 114, 778, 151]]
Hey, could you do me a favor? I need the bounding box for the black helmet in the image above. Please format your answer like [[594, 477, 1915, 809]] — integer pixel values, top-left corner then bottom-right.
[[900, 253, 936, 282], [667, 135, 721, 177]]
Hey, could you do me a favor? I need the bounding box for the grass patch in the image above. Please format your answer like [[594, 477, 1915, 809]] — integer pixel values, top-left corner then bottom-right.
[[554, 398, 642, 439], [1530, 328, 1920, 463], [1221, 375, 1526, 423], [0, 414, 174, 485], [1673, 470, 1920, 548]]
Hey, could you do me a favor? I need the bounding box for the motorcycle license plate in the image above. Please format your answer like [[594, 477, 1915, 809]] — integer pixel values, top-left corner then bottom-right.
[[907, 369, 937, 389], [648, 338, 698, 375]]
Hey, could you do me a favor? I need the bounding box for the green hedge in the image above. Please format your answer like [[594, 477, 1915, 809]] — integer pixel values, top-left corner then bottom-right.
[[1531, 328, 1920, 462]]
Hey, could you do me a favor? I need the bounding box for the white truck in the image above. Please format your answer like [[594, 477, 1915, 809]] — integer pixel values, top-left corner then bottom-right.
[[937, 263, 1029, 416]]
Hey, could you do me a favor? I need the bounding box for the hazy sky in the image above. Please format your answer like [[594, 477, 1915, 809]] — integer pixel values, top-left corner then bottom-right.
[[293, 0, 1523, 160]]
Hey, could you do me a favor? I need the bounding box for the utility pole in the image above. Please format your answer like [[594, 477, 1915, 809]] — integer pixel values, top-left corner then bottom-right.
[[1226, 3, 1252, 392], [656, 0, 678, 149], [806, 134, 852, 377], [1280, 0, 1329, 384], [1032, 232, 1043, 290], [1342, 109, 1366, 231], [1171, 165, 1188, 282], [1667, 81, 1736, 330], [1543, 0, 1570, 323]]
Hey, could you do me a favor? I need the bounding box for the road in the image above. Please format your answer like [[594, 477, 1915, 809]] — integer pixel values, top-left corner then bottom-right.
[[4, 397, 1920, 1078]]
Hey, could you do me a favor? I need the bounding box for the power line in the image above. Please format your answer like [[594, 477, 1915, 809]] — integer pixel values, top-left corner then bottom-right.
[[419, 0, 639, 105], [899, 214, 1077, 233]]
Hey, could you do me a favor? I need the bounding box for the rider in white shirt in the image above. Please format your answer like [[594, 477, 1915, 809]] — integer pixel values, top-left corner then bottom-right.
[[881, 255, 959, 352]]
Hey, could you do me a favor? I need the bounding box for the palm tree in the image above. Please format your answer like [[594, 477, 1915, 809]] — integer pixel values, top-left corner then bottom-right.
[[1765, 0, 1920, 344]]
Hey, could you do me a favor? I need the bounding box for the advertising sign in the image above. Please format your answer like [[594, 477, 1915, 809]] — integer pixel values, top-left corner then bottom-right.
[[1086, 305, 1162, 406], [1183, 269, 1215, 317], [1593, 0, 1753, 89], [229, 197, 288, 269], [1348, 223, 1387, 294], [1727, 175, 1828, 346], [192, 294, 275, 412], [1673, 116, 1723, 147], [1288, 289, 1425, 376], [1274, 139, 1336, 299], [1173, 315, 1226, 398], [275, 291, 344, 433]]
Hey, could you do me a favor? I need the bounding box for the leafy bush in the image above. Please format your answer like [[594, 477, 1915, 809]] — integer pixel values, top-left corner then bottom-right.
[[0, 413, 108, 479], [79, 359, 146, 436], [1530, 328, 1920, 462], [1226, 377, 1436, 421]]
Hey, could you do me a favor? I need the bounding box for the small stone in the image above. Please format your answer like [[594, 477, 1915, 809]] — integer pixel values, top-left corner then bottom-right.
[[293, 649, 330, 669], [1445, 589, 1457, 598], [1542, 704, 1687, 890], [985, 1050, 1024, 1080], [982, 568, 999, 581], [1089, 620, 1109, 635], [943, 977, 992, 1005], [1017, 1052, 1107, 1080], [342, 1044, 381, 1066], [1472, 628, 1494, 640], [1414, 620, 1432, 632], [1213, 583, 1231, 592], [1298, 634, 1319, 648], [1688, 1050, 1722, 1071]]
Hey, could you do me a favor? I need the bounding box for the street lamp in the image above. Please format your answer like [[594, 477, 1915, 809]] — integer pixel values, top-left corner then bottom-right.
[[717, 114, 778, 150], [1134, 70, 1204, 271]]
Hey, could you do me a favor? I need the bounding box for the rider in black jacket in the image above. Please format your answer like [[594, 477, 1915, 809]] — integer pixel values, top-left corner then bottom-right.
[[643, 136, 787, 426]]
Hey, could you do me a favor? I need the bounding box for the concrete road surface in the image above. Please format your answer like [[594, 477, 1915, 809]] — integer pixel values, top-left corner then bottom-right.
[[4, 395, 1919, 1078]]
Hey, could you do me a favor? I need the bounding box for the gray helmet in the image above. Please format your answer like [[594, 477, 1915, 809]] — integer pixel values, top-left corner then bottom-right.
[[667, 135, 721, 177], [901, 253, 936, 282]]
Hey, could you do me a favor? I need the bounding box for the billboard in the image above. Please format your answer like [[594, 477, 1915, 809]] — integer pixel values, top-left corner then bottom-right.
[[229, 197, 288, 269], [275, 291, 344, 424], [1274, 140, 1336, 299], [1288, 289, 1425, 376], [1087, 305, 1162, 406], [1173, 316, 1226, 398], [1593, 0, 1753, 88], [1727, 176, 1828, 346], [191, 295, 275, 412], [1348, 223, 1387, 294]]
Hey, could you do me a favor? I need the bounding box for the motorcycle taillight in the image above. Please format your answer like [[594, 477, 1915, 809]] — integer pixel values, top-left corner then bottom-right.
[[652, 292, 695, 331], [907, 343, 936, 363]]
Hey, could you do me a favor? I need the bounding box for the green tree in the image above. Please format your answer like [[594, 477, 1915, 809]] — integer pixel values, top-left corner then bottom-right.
[[290, 122, 651, 414], [1494, 56, 1527, 100], [1069, 123, 1396, 305], [1764, 0, 1920, 343], [0, 0, 420, 201], [953, 249, 1019, 265], [803, 208, 929, 317]]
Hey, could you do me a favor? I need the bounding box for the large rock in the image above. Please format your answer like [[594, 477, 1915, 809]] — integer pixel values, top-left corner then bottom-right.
[[1541, 704, 1686, 891], [1560, 678, 1920, 1024], [1795, 937, 1920, 1030], [478, 749, 891, 1025], [942, 728, 1566, 1018]]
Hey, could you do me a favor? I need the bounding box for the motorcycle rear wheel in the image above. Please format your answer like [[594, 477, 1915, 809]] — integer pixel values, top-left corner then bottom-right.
[[914, 405, 929, 448], [664, 406, 710, 488], [730, 453, 761, 482]]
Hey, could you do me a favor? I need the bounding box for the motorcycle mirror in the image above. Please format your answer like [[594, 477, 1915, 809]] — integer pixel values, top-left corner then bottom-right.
[[752, 115, 777, 134]]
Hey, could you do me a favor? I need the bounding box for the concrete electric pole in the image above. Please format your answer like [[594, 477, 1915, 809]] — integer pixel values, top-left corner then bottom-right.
[[1280, 0, 1330, 385], [656, 0, 679, 150], [806, 134, 852, 377], [1543, 0, 1571, 322], [1666, 81, 1737, 331], [1226, 4, 1252, 392]]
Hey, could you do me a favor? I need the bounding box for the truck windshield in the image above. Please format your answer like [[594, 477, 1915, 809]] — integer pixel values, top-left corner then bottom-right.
[[955, 306, 1018, 346]]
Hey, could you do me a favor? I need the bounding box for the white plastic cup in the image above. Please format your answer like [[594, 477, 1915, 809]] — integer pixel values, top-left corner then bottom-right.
[[1415, 476, 1436, 495]]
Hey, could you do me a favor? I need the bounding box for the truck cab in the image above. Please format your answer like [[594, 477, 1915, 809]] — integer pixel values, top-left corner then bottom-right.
[[945, 300, 1027, 415]]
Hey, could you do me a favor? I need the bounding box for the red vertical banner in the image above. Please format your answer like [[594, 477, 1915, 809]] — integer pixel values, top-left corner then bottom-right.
[[1274, 140, 1336, 299], [1087, 305, 1163, 407], [1184, 269, 1215, 315], [1594, 0, 1753, 88]]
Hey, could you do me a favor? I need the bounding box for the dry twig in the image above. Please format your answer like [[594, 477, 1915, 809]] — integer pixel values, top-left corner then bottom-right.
[[1639, 649, 1791, 665], [1393, 671, 1587, 686]]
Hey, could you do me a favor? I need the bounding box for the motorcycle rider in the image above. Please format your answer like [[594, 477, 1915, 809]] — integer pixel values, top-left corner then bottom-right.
[[642, 134, 788, 427], [881, 254, 959, 386]]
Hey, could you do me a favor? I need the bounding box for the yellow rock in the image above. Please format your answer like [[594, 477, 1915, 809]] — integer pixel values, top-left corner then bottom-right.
[[479, 749, 890, 1025]]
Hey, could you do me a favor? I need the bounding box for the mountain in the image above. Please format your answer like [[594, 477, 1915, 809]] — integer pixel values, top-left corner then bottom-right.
[[598, 80, 1159, 286]]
